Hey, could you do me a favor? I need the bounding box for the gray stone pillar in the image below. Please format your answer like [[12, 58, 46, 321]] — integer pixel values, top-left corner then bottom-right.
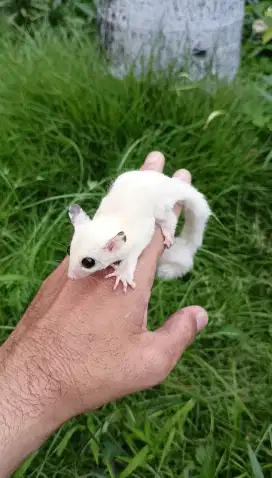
[[97, 0, 245, 80]]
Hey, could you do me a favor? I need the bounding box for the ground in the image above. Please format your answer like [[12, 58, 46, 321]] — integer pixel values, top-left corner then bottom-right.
[[0, 26, 271, 478]]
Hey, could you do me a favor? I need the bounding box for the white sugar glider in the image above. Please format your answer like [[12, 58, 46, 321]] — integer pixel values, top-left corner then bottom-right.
[[67, 170, 211, 292]]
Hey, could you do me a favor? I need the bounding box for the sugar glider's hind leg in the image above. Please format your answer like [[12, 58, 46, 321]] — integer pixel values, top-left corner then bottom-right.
[[155, 209, 178, 248], [154, 178, 181, 248]]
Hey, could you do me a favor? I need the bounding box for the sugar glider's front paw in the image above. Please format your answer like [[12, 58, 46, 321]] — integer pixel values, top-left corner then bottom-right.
[[105, 268, 136, 293]]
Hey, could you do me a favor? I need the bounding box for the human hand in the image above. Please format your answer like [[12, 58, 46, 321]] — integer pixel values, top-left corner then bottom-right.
[[0, 152, 208, 476]]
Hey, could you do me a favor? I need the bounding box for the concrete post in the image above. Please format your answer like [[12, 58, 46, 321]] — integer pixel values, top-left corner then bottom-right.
[[97, 0, 245, 80]]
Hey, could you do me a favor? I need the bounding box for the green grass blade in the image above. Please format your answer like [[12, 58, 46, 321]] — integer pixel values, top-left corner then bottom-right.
[[247, 444, 264, 478], [158, 428, 176, 470], [119, 445, 149, 478], [13, 451, 39, 478], [55, 425, 86, 457]]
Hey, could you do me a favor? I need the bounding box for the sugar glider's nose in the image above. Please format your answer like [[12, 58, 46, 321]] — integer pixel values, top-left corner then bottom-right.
[[67, 271, 76, 280], [67, 265, 87, 280]]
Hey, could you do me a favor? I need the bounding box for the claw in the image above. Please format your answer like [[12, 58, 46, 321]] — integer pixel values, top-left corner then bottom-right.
[[105, 271, 116, 279], [106, 270, 135, 293], [113, 277, 120, 290]]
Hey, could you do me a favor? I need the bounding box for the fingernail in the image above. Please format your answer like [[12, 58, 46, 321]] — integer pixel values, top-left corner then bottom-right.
[[196, 309, 208, 332], [173, 169, 192, 184], [144, 151, 165, 167]]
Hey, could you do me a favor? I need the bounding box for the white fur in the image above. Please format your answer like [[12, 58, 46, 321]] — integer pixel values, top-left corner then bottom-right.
[[67, 170, 211, 290]]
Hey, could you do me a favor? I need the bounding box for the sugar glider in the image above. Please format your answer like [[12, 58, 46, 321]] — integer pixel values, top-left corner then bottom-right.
[[67, 170, 211, 292]]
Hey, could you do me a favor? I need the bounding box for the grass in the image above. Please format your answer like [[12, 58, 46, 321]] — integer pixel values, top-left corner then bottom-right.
[[0, 27, 271, 477]]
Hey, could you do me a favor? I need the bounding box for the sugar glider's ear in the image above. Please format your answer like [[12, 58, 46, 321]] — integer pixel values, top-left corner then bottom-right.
[[68, 204, 90, 227], [104, 231, 126, 252]]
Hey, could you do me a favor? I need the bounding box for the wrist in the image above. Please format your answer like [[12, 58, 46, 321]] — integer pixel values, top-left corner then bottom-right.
[[0, 337, 68, 476]]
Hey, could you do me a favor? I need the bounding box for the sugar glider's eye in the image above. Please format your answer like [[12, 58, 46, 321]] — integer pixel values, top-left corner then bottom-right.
[[67, 246, 70, 256], [81, 257, 96, 269]]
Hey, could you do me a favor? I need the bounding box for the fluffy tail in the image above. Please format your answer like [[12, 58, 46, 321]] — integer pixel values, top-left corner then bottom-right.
[[157, 182, 211, 279]]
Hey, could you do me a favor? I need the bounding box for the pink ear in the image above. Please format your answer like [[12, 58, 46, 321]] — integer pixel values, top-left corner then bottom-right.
[[104, 231, 126, 252]]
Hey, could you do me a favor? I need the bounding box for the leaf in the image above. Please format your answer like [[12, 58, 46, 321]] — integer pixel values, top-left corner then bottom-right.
[[262, 27, 272, 44], [52, 0, 64, 8], [178, 72, 193, 80], [207, 324, 242, 338], [215, 449, 227, 476], [129, 427, 150, 443], [247, 444, 264, 478], [199, 445, 216, 478], [265, 6, 272, 18], [158, 428, 176, 470], [87, 415, 99, 465], [264, 7, 272, 18], [125, 404, 136, 427], [159, 398, 196, 441], [20, 8, 28, 18], [196, 445, 206, 465], [0, 1, 10, 7], [105, 458, 115, 478], [183, 468, 191, 478], [263, 75, 272, 86], [263, 149, 272, 168], [87, 180, 99, 190], [55, 425, 86, 457], [175, 83, 202, 92], [252, 115, 269, 128], [256, 86, 272, 102], [119, 445, 149, 478], [250, 46, 267, 57], [103, 437, 123, 461], [0, 274, 29, 284], [204, 111, 226, 129], [14, 451, 39, 478], [76, 2, 95, 18]]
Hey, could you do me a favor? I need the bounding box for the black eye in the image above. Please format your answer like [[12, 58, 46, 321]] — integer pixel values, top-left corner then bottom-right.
[[81, 257, 95, 269], [67, 246, 70, 256]]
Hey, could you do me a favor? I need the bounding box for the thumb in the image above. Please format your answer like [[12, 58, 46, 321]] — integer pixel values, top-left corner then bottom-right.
[[151, 306, 208, 377]]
